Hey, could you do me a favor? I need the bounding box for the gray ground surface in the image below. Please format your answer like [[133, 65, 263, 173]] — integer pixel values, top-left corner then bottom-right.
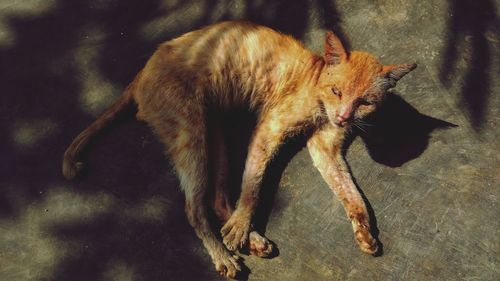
[[1, 0, 499, 280]]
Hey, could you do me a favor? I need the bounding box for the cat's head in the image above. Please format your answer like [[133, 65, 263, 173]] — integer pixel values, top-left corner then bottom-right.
[[316, 31, 416, 128]]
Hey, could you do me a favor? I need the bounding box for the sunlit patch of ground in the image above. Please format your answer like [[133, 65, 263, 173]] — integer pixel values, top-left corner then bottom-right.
[[0, 187, 171, 281], [12, 119, 58, 148]]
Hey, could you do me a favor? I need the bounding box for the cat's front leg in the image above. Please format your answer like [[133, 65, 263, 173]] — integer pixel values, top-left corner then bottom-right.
[[221, 115, 288, 252], [210, 117, 275, 258], [307, 125, 379, 255]]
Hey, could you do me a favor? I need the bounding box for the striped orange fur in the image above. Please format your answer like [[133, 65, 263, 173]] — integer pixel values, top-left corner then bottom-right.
[[63, 21, 416, 278]]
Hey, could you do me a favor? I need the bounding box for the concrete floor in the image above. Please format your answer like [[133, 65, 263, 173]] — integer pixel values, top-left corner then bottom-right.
[[1, 0, 499, 280]]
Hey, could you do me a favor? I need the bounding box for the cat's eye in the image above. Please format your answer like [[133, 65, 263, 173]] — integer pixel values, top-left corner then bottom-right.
[[331, 87, 342, 98], [358, 98, 371, 105]]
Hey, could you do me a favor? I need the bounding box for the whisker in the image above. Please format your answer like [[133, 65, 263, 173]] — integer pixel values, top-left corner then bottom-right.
[[357, 119, 374, 127], [353, 122, 367, 134]]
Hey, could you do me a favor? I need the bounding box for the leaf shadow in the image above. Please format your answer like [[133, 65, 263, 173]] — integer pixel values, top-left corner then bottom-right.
[[439, 0, 499, 130]]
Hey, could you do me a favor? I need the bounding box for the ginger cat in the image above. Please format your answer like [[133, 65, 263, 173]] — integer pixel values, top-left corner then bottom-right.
[[62, 21, 416, 278]]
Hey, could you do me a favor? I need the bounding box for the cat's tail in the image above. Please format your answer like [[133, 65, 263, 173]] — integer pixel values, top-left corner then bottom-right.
[[62, 73, 140, 180]]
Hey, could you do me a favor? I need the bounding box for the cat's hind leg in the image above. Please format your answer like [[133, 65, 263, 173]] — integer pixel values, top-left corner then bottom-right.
[[149, 106, 242, 278]]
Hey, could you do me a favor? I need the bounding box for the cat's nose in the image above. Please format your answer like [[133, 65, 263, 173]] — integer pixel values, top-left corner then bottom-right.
[[335, 116, 347, 127]]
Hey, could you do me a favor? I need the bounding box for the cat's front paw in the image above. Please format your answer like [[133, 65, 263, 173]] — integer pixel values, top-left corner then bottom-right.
[[221, 212, 251, 251], [354, 226, 379, 255]]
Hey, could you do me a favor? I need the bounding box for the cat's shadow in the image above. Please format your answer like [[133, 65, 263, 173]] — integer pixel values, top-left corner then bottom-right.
[[348, 92, 458, 167]]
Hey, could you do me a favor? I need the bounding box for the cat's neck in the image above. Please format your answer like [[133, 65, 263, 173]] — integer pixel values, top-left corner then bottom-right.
[[259, 52, 325, 107], [255, 52, 330, 132]]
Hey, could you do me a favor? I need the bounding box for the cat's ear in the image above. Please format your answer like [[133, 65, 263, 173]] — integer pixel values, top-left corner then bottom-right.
[[382, 63, 417, 83], [324, 31, 348, 65]]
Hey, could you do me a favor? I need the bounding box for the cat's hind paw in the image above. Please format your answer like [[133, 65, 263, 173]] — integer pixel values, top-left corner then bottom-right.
[[213, 250, 242, 279]]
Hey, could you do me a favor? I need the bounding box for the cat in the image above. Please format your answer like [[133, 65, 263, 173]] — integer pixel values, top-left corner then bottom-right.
[[62, 21, 416, 278]]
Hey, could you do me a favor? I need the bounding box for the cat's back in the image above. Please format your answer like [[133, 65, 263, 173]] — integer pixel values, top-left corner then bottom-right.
[[165, 20, 292, 61], [149, 21, 306, 80], [138, 21, 311, 108]]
